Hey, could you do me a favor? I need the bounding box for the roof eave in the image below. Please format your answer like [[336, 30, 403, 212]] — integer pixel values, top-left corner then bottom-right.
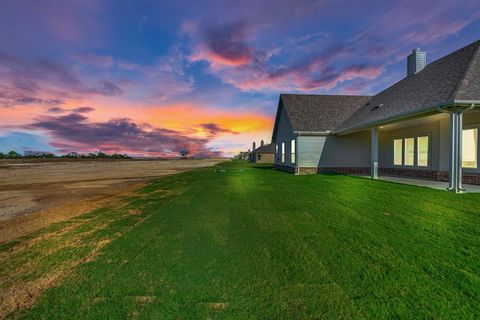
[[294, 130, 332, 136], [333, 100, 462, 135], [450, 99, 480, 105]]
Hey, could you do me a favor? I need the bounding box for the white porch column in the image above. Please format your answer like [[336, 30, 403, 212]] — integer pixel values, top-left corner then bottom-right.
[[371, 127, 378, 179], [456, 112, 464, 191], [448, 111, 465, 193], [448, 112, 457, 190]]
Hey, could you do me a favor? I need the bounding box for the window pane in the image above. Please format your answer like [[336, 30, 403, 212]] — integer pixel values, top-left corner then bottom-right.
[[394, 139, 402, 165], [281, 143, 285, 163], [417, 136, 428, 167], [291, 139, 295, 163], [404, 138, 414, 166], [463, 128, 477, 168]]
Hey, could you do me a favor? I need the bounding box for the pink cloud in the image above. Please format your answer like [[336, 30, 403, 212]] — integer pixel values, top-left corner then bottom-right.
[[217, 61, 383, 92]]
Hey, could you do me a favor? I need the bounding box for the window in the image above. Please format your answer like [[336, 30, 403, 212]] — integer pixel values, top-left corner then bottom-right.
[[404, 138, 415, 166], [291, 139, 296, 164], [281, 143, 285, 163], [463, 128, 478, 168], [417, 136, 429, 167], [258, 154, 262, 161], [394, 136, 429, 167], [394, 139, 403, 165]]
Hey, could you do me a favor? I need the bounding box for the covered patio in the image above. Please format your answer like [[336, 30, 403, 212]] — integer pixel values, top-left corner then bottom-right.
[[379, 175, 480, 193], [368, 107, 480, 193]]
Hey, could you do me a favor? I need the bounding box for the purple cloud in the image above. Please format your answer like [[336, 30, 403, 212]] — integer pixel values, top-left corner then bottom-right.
[[24, 113, 222, 157], [0, 50, 125, 108], [203, 22, 254, 67], [47, 106, 95, 113], [73, 106, 95, 113], [200, 123, 238, 137]]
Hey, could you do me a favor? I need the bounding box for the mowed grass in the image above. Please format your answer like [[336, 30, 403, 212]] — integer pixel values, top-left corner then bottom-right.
[[5, 161, 480, 319]]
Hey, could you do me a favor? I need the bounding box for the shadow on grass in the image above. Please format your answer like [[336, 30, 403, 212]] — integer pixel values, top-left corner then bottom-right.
[[251, 165, 274, 170]]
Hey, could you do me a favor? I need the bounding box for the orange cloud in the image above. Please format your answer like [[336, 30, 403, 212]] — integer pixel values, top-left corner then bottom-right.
[[142, 103, 272, 135]]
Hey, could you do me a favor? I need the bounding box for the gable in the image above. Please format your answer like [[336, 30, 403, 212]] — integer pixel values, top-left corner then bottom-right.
[[271, 100, 295, 143]]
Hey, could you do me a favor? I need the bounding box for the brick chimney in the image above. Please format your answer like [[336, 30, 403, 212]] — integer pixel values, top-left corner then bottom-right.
[[252, 141, 256, 150]]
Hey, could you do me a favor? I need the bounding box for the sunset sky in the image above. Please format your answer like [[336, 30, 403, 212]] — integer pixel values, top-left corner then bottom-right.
[[1, 0, 479, 157]]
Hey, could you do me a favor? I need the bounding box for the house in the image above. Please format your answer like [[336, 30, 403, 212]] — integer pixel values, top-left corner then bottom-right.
[[271, 40, 480, 192], [250, 140, 275, 163], [238, 151, 250, 161]]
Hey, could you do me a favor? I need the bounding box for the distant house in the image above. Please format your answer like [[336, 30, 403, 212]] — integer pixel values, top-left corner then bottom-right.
[[271, 40, 480, 192], [250, 140, 275, 163], [238, 151, 250, 161]]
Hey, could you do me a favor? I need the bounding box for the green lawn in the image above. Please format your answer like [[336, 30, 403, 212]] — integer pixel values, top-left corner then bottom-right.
[[5, 161, 480, 319]]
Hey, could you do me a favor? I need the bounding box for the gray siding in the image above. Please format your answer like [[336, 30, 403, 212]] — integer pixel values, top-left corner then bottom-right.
[[319, 131, 371, 167], [272, 105, 296, 167], [297, 136, 326, 167]]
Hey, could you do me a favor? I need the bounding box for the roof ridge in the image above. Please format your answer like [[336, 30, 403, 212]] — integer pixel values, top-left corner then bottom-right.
[[449, 39, 480, 101], [280, 93, 371, 98]]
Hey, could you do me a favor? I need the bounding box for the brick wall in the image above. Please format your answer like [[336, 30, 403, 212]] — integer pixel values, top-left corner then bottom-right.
[[316, 167, 480, 185], [437, 171, 480, 185], [297, 167, 317, 174], [318, 167, 370, 175], [380, 168, 438, 180]]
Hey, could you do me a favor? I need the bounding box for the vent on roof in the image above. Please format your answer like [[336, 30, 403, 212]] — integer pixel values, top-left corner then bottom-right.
[[370, 103, 384, 111]]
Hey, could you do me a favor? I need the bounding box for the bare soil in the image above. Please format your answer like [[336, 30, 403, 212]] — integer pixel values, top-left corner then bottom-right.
[[0, 159, 224, 243]]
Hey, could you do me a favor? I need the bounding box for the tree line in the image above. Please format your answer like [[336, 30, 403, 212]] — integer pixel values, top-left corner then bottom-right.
[[0, 151, 131, 159]]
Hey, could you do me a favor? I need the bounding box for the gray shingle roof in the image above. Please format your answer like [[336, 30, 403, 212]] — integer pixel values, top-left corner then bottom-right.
[[279, 94, 371, 132], [253, 143, 274, 154], [337, 40, 480, 132]]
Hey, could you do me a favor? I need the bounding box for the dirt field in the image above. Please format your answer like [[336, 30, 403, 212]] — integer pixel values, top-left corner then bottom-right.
[[0, 159, 224, 243]]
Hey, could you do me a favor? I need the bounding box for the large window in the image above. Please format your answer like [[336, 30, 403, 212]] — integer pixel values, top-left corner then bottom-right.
[[291, 139, 296, 164], [417, 136, 429, 167], [393, 136, 429, 167], [281, 143, 285, 163], [404, 138, 415, 166], [394, 139, 403, 165], [463, 128, 478, 168]]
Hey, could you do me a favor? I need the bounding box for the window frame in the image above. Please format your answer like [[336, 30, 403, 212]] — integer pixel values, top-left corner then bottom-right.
[[403, 137, 415, 166], [291, 139, 296, 164], [281, 142, 285, 163], [392, 133, 431, 168], [393, 138, 403, 166], [462, 126, 479, 170], [416, 136, 429, 167]]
